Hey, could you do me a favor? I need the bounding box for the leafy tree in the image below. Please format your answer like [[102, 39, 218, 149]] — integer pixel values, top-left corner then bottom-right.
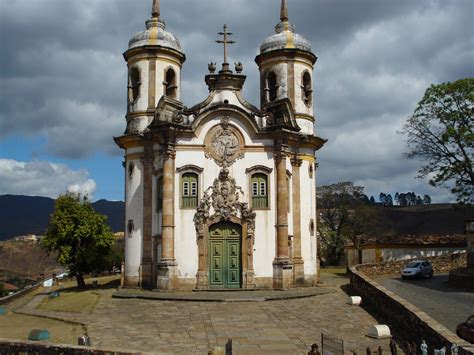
[[379, 193, 386, 205], [369, 196, 376, 204], [402, 78, 473, 204], [317, 182, 381, 265], [386, 194, 393, 206], [423, 194, 432, 204], [42, 193, 115, 289], [0, 282, 8, 297]]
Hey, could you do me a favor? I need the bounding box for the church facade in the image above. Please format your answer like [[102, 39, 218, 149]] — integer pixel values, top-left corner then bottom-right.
[[115, 0, 326, 290]]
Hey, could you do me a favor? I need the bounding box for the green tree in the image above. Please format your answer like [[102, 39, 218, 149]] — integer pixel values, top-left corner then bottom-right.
[[317, 182, 381, 265], [42, 193, 115, 289], [402, 78, 473, 204], [0, 282, 8, 297]]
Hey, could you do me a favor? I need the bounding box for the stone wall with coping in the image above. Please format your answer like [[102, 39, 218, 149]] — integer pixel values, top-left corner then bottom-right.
[[348, 266, 474, 355], [0, 339, 141, 355], [0, 283, 40, 305], [356, 252, 466, 278]]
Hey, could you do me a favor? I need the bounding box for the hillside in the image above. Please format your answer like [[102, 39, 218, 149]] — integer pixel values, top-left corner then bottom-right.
[[0, 240, 62, 278], [378, 203, 473, 236], [0, 195, 124, 241]]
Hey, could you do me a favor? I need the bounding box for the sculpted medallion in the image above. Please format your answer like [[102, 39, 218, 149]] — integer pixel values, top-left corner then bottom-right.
[[205, 116, 244, 168]]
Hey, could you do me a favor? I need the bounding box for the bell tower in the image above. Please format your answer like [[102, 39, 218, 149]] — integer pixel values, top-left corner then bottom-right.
[[123, 0, 186, 134], [255, 0, 317, 135]]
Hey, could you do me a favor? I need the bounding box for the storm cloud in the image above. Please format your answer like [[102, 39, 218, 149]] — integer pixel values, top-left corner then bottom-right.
[[0, 0, 473, 201]]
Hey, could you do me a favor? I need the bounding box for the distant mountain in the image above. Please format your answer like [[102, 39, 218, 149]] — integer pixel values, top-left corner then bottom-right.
[[0, 195, 124, 241]]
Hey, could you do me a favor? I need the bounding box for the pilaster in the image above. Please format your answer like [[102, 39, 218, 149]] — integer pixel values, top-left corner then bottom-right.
[[273, 148, 293, 289], [140, 143, 154, 289], [156, 143, 178, 290], [291, 157, 304, 285]]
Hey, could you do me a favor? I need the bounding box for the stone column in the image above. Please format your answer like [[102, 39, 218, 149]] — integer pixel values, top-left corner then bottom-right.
[[291, 158, 304, 285], [157, 144, 178, 290], [140, 146, 154, 289], [273, 149, 293, 289]]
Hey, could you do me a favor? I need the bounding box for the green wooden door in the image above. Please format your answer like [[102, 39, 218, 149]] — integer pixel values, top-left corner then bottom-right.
[[209, 222, 241, 289]]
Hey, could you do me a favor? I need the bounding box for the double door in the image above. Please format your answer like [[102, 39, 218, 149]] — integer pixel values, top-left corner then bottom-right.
[[209, 222, 241, 289]]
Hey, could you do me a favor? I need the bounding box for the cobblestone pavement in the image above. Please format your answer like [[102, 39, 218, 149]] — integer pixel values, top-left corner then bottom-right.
[[16, 274, 392, 354]]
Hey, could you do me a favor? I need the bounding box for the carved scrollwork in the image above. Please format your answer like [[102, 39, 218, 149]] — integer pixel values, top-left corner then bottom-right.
[[193, 168, 256, 237]]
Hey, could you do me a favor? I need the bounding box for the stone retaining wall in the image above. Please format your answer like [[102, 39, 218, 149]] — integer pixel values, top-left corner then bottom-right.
[[349, 266, 473, 355], [356, 252, 466, 278], [0, 339, 142, 355], [0, 283, 40, 305]]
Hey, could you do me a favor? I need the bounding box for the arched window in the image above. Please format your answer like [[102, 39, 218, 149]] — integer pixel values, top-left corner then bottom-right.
[[181, 172, 198, 208], [164, 68, 177, 99], [302, 71, 312, 106], [128, 67, 141, 104], [156, 176, 163, 211], [266, 71, 278, 103], [251, 173, 268, 209]]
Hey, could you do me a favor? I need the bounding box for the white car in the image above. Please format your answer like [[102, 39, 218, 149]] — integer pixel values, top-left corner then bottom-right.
[[401, 260, 433, 279]]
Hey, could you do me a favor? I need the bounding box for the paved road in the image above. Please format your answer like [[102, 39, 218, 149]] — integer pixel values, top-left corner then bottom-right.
[[377, 274, 474, 332]]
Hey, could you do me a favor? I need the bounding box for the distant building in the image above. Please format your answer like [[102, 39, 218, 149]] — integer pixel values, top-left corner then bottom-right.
[[2, 283, 19, 292], [114, 0, 326, 290], [13, 234, 42, 243], [346, 234, 466, 266]]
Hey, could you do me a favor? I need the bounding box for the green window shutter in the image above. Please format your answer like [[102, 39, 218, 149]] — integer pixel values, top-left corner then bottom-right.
[[251, 173, 268, 208], [182, 173, 198, 208]]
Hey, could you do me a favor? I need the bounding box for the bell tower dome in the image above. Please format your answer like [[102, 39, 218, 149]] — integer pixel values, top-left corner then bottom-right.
[[255, 0, 317, 135], [123, 0, 186, 134]]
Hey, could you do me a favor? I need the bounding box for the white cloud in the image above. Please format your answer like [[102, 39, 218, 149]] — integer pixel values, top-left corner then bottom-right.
[[0, 159, 97, 199]]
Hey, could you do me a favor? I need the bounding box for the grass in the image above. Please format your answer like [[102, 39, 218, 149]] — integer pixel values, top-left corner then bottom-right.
[[320, 267, 347, 277], [37, 275, 120, 314], [0, 313, 84, 344], [38, 290, 101, 314]]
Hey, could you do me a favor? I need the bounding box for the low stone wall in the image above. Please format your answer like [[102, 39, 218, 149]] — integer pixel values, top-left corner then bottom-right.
[[349, 266, 473, 355], [356, 252, 466, 278], [0, 283, 41, 305], [449, 267, 474, 290], [0, 339, 142, 355]]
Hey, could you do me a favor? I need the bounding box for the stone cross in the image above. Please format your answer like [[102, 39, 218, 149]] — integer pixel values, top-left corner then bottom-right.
[[152, 0, 160, 18], [280, 0, 289, 21], [216, 25, 235, 72]]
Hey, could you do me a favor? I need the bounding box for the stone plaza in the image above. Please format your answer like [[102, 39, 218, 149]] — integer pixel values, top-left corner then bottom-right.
[[10, 273, 392, 354]]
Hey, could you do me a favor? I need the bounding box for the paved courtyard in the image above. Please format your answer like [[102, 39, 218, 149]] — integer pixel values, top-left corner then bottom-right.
[[11, 273, 392, 354]]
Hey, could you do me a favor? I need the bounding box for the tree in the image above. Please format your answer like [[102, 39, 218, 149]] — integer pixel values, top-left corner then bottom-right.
[[317, 182, 381, 265], [369, 196, 376, 204], [402, 78, 473, 204], [423, 194, 432, 205], [0, 282, 8, 297], [42, 193, 115, 289]]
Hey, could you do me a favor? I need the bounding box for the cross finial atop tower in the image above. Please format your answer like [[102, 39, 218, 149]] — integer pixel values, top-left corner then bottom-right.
[[215, 24, 236, 74], [280, 0, 289, 22], [152, 0, 160, 18]]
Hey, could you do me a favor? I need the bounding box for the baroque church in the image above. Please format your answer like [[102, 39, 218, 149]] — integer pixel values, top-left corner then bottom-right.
[[115, 0, 326, 290]]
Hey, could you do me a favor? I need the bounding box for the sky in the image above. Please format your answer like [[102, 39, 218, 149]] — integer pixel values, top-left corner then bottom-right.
[[0, 0, 473, 202]]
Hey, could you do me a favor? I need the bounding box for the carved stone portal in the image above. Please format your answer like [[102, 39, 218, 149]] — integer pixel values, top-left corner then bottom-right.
[[194, 168, 256, 289]]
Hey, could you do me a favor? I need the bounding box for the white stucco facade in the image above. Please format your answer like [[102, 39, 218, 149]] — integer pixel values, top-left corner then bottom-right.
[[115, 1, 326, 290]]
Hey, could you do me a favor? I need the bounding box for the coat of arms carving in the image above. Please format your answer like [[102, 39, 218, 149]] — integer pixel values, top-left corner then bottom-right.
[[205, 116, 244, 168]]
